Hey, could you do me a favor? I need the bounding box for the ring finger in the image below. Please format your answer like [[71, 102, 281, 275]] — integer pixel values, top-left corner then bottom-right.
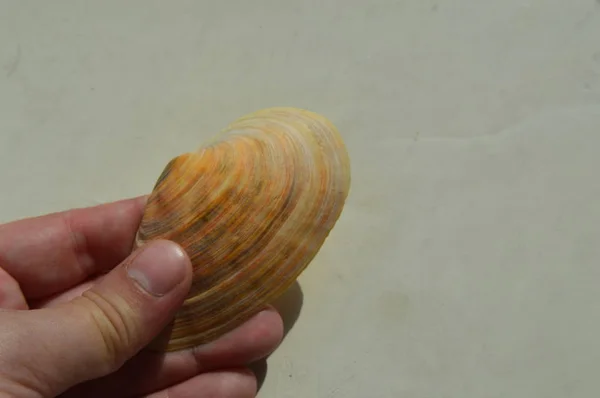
[[143, 368, 257, 398]]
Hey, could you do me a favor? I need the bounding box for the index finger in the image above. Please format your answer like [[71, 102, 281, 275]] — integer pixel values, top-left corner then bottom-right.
[[0, 196, 147, 300]]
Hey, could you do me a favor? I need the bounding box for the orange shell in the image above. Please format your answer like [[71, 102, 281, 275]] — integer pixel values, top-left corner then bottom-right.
[[135, 107, 351, 351]]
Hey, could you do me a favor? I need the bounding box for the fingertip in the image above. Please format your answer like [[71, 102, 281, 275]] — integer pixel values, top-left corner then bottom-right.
[[126, 240, 192, 297], [249, 307, 285, 354], [190, 306, 285, 367]]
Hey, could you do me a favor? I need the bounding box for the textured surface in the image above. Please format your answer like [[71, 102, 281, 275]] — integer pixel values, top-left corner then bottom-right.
[[135, 107, 350, 350], [2, 1, 600, 396]]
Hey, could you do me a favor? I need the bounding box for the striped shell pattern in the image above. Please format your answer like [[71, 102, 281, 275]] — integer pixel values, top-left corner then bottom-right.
[[135, 107, 351, 351]]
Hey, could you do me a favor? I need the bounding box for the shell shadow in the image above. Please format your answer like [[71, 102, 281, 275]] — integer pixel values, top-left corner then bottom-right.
[[250, 280, 304, 391], [271, 281, 304, 339]]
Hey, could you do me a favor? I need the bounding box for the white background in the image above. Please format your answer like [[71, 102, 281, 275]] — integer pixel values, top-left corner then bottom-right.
[[2, 1, 600, 396]]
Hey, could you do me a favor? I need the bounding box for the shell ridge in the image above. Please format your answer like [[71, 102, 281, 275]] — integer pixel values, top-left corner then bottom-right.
[[137, 107, 351, 351]]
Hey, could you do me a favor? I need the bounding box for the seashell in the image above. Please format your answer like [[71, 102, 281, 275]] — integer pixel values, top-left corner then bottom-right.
[[134, 107, 351, 351]]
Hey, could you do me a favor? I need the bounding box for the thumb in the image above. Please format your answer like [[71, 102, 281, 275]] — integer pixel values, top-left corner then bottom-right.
[[0, 240, 192, 397]]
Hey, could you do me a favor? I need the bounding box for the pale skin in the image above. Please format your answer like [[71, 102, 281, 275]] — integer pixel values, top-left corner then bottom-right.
[[0, 196, 284, 397]]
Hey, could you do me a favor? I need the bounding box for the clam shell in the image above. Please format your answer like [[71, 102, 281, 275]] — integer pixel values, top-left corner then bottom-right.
[[135, 107, 351, 351]]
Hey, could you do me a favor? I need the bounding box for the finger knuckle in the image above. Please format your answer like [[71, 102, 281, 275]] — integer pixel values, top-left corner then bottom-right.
[[78, 290, 137, 371]]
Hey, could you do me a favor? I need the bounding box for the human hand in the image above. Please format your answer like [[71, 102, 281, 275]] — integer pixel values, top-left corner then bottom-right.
[[0, 197, 283, 397]]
